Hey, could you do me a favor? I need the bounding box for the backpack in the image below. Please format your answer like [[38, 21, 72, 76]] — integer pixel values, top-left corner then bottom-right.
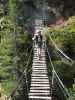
[[36, 34, 42, 43]]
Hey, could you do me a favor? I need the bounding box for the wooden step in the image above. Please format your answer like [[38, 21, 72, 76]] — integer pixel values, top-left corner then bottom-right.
[[32, 69, 47, 72], [30, 89, 50, 93], [33, 56, 46, 58], [32, 72, 48, 74], [34, 54, 45, 56], [33, 59, 46, 61], [32, 67, 47, 69], [32, 65, 46, 67], [34, 52, 45, 54], [31, 79, 49, 82], [31, 74, 47, 77], [30, 84, 50, 87], [32, 68, 47, 70], [28, 45, 52, 100], [30, 86, 50, 90], [29, 92, 50, 96], [33, 61, 46, 63], [29, 96, 52, 100], [32, 70, 47, 72], [31, 81, 49, 84], [31, 77, 48, 79], [32, 64, 46, 67]]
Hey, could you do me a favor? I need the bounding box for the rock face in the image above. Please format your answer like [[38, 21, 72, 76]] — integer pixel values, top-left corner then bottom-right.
[[47, 0, 75, 18], [0, 0, 8, 15]]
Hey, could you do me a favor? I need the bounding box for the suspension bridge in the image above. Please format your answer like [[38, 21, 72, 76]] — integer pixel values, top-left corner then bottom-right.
[[28, 42, 52, 100], [5, 33, 74, 100], [1, 1, 74, 100]]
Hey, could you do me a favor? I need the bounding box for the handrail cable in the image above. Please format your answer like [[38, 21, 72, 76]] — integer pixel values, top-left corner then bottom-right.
[[45, 42, 71, 99], [53, 70, 70, 99], [26, 41, 38, 75], [23, 48, 33, 99], [49, 33, 74, 64], [55, 50, 73, 66], [7, 48, 33, 100]]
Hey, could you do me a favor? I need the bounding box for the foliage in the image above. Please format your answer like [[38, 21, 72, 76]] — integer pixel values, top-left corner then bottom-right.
[[45, 17, 75, 98], [0, 15, 16, 95], [0, 2, 32, 97], [45, 18, 75, 59]]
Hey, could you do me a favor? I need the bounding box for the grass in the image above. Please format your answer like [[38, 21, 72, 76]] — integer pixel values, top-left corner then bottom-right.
[[1, 79, 16, 95], [0, 65, 16, 95]]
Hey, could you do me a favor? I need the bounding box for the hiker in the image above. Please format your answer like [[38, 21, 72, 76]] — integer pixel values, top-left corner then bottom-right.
[[32, 30, 43, 59]]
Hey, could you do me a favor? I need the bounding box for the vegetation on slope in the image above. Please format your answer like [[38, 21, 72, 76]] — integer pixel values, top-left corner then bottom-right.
[[0, 0, 75, 99], [45, 16, 75, 99], [0, 0, 32, 97]]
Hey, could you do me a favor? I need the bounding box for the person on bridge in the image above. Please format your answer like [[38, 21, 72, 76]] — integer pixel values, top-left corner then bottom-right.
[[32, 30, 43, 60]]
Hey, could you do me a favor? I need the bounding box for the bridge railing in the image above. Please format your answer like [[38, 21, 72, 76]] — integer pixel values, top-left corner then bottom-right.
[[52, 69, 70, 100], [45, 40, 73, 100], [6, 48, 33, 100]]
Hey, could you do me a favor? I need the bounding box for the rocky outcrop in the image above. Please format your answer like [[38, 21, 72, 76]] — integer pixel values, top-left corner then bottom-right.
[[48, 0, 75, 18]]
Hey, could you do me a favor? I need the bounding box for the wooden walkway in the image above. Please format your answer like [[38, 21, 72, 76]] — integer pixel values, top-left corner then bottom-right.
[[28, 45, 52, 100]]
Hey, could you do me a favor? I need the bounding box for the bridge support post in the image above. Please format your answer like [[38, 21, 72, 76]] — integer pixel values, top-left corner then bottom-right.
[[52, 69, 54, 86]]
